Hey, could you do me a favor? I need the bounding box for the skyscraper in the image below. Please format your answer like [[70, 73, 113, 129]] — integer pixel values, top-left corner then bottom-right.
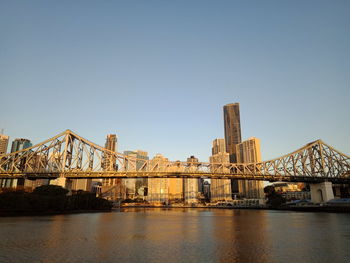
[[101, 134, 122, 200], [209, 139, 232, 202], [0, 134, 9, 155], [147, 154, 170, 204], [0, 133, 9, 188], [184, 156, 199, 204], [11, 138, 32, 153], [223, 103, 242, 195], [9, 138, 33, 187], [236, 137, 264, 199], [223, 103, 242, 163]]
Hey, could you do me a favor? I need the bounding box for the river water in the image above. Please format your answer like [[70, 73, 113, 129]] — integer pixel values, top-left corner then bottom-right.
[[0, 208, 349, 263]]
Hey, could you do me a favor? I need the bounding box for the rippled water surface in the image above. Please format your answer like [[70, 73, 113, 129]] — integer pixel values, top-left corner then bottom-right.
[[0, 208, 350, 263]]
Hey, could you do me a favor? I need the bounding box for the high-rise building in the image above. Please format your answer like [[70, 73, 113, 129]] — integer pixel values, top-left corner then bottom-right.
[[166, 160, 184, 203], [209, 139, 232, 202], [184, 156, 199, 204], [223, 103, 242, 196], [101, 134, 122, 200], [8, 138, 33, 187], [236, 137, 264, 199], [0, 134, 9, 155], [134, 150, 149, 199], [0, 133, 10, 188], [11, 138, 32, 153], [122, 150, 149, 199], [223, 103, 242, 163], [147, 154, 170, 204]]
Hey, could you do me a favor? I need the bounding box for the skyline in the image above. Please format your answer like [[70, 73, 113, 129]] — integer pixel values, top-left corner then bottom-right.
[[1, 1, 349, 161]]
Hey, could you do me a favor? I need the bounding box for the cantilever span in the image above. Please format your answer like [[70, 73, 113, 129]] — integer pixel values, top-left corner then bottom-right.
[[0, 130, 349, 183]]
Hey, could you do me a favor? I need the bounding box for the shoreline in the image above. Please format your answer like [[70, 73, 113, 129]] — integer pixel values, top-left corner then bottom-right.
[[0, 209, 112, 217], [118, 204, 350, 213]]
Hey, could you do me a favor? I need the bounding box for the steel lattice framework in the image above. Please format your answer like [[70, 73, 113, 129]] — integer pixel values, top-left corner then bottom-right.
[[0, 130, 349, 183]]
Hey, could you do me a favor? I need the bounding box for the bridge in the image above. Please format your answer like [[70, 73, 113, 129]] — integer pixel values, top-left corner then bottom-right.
[[0, 129, 349, 185]]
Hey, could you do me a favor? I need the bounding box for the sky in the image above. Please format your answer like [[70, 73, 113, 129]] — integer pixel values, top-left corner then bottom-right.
[[1, 0, 349, 162]]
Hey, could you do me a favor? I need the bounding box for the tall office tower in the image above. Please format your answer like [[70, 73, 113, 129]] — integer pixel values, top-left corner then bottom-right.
[[147, 154, 170, 204], [134, 150, 149, 199], [124, 150, 138, 199], [209, 139, 232, 202], [184, 156, 199, 204], [11, 138, 32, 153], [101, 134, 122, 200], [223, 103, 242, 162], [0, 133, 9, 188], [223, 103, 242, 196], [0, 134, 9, 155], [236, 137, 264, 199], [9, 138, 33, 187]]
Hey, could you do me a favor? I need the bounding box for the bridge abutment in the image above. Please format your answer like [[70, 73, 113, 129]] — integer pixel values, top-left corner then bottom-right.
[[310, 182, 334, 203]]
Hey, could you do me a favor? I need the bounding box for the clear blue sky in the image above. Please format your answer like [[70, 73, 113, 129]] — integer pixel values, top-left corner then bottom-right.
[[1, 0, 349, 162]]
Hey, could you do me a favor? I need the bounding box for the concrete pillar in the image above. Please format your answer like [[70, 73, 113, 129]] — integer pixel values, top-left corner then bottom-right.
[[310, 182, 334, 203]]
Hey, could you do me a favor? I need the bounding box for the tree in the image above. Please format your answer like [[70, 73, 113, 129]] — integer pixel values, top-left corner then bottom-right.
[[264, 185, 285, 208], [32, 185, 69, 196]]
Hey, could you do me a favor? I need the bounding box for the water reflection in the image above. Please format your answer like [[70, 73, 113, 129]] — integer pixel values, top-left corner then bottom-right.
[[0, 209, 349, 262]]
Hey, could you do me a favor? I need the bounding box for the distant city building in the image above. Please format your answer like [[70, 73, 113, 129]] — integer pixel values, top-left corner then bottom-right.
[[184, 156, 199, 204], [11, 138, 32, 153], [101, 134, 123, 200], [223, 103, 242, 195], [0, 134, 9, 155], [0, 133, 10, 188], [209, 139, 232, 202], [147, 154, 170, 204], [7, 138, 33, 188], [236, 137, 264, 199], [203, 181, 211, 200], [223, 103, 242, 163]]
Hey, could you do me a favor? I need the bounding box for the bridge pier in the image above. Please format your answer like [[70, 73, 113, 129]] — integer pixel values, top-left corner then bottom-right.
[[310, 182, 334, 203]]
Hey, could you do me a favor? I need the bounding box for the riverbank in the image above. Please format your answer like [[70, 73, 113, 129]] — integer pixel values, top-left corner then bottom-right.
[[119, 204, 350, 213], [0, 209, 111, 217]]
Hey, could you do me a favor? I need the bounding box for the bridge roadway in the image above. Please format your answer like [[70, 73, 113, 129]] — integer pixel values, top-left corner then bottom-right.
[[1, 171, 349, 184]]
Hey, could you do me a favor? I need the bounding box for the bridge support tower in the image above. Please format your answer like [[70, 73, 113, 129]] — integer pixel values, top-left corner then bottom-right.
[[310, 182, 334, 203]]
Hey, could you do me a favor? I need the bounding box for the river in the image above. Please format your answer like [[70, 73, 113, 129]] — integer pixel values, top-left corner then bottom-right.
[[0, 208, 349, 263]]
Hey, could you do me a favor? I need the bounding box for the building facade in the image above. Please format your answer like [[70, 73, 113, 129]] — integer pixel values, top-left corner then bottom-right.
[[236, 137, 264, 199], [223, 103, 242, 195], [209, 139, 232, 202], [184, 156, 199, 204], [0, 134, 9, 155], [147, 154, 170, 204], [223, 103, 242, 163], [101, 134, 123, 200]]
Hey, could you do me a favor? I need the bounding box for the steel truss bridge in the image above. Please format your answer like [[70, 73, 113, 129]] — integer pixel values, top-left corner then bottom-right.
[[0, 130, 349, 183]]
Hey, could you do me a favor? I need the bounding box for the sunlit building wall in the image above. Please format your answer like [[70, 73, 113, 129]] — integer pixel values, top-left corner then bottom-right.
[[184, 156, 199, 204], [147, 154, 170, 203], [0, 133, 10, 188], [209, 139, 232, 202], [168, 161, 184, 202], [0, 134, 9, 155], [236, 137, 264, 199]]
